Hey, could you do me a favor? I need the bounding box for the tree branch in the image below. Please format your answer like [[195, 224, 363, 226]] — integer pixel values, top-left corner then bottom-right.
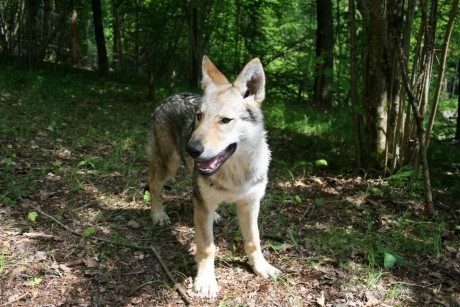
[[397, 43, 435, 215]]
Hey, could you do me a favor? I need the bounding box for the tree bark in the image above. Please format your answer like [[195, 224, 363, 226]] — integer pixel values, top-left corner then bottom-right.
[[112, 0, 122, 69], [92, 0, 109, 74], [71, 9, 78, 64], [186, 1, 200, 88], [358, 0, 388, 169], [314, 0, 334, 107], [349, 0, 362, 168], [384, 0, 404, 174], [24, 0, 39, 68], [456, 57, 460, 140]]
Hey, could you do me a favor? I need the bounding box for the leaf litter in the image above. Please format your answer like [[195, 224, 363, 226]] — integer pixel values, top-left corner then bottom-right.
[[1, 101, 459, 306]]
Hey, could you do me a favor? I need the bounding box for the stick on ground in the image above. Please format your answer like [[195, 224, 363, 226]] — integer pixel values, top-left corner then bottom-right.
[[21, 200, 192, 305]]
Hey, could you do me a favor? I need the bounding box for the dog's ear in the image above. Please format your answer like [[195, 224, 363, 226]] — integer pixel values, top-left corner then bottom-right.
[[201, 56, 229, 89], [233, 58, 265, 105]]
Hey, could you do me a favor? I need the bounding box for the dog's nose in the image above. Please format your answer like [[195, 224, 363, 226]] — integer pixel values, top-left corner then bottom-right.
[[186, 140, 204, 159]]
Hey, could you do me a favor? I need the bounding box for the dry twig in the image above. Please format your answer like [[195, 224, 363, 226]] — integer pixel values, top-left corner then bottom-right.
[[21, 200, 192, 305]]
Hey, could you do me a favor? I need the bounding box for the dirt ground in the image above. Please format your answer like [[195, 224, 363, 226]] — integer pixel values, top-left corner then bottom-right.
[[1, 135, 459, 307]]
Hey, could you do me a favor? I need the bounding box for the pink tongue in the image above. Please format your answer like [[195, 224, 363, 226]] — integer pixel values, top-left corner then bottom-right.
[[199, 156, 219, 170]]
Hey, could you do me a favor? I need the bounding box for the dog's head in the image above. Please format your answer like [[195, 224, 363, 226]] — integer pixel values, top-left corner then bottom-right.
[[186, 56, 266, 176]]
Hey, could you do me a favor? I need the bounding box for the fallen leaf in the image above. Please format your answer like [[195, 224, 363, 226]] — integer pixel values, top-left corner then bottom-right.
[[57, 148, 71, 159], [365, 290, 382, 306], [84, 256, 99, 268], [35, 251, 47, 261], [134, 251, 145, 260], [0, 241, 11, 254], [127, 220, 140, 229], [317, 291, 325, 306], [64, 259, 84, 267], [59, 264, 72, 273]]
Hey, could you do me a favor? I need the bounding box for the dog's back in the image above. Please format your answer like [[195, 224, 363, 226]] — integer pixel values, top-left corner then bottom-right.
[[147, 93, 200, 165]]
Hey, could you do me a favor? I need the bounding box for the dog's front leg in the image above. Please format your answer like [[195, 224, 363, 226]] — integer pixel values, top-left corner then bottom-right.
[[193, 197, 219, 298], [236, 199, 281, 279]]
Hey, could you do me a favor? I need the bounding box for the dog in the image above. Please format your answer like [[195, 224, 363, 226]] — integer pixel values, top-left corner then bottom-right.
[[147, 56, 280, 298]]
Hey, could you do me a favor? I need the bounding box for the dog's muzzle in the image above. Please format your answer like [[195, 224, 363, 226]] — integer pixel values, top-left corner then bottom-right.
[[187, 142, 237, 176]]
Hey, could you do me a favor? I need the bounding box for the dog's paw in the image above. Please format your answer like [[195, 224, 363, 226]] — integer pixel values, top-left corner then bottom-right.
[[252, 260, 281, 280], [151, 212, 171, 226], [193, 275, 219, 298], [213, 212, 222, 224]]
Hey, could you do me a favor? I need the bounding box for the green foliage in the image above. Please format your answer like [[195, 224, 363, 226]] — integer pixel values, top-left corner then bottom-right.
[[0, 65, 149, 207], [0, 254, 4, 275], [78, 156, 99, 169], [25, 277, 43, 287], [83, 226, 96, 237], [28, 212, 38, 222], [144, 190, 151, 202], [314, 198, 325, 206], [387, 167, 417, 188], [315, 159, 328, 167], [304, 212, 445, 271], [383, 249, 405, 269]]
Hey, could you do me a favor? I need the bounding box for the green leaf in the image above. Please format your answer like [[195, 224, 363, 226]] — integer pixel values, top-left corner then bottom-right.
[[144, 190, 151, 202], [25, 277, 42, 286], [268, 242, 284, 251], [294, 195, 302, 203], [28, 211, 38, 222], [384, 251, 397, 269], [315, 159, 328, 167], [0, 253, 5, 274], [83, 226, 96, 237], [314, 198, 324, 206]]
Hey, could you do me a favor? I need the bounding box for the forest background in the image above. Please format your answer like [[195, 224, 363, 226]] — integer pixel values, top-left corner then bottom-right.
[[0, 0, 460, 306]]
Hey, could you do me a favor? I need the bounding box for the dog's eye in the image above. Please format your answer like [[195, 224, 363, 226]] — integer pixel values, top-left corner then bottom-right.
[[220, 118, 233, 124], [196, 113, 202, 121]]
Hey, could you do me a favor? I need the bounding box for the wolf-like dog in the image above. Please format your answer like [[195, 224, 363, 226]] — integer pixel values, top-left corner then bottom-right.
[[147, 56, 281, 298]]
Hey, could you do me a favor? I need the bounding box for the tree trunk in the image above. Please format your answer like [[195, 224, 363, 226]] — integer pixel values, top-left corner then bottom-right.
[[0, 2, 7, 51], [456, 57, 460, 140], [91, 0, 109, 74], [24, 0, 39, 68], [71, 9, 78, 64], [358, 0, 388, 169], [186, 2, 200, 88], [349, 0, 362, 168], [135, 0, 139, 73], [145, 43, 155, 100], [112, 0, 122, 69], [313, 0, 334, 106], [384, 0, 404, 174], [393, 0, 415, 171]]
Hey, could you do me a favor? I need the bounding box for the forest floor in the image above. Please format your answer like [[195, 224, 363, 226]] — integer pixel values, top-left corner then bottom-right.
[[1, 66, 459, 306]]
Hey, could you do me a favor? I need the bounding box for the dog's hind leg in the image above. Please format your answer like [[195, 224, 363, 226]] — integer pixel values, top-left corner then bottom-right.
[[148, 149, 181, 226]]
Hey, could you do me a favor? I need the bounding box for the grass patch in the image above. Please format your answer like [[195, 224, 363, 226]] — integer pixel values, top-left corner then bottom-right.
[[0, 65, 151, 206]]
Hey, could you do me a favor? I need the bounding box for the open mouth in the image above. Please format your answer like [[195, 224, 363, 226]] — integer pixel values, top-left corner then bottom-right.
[[196, 143, 237, 176]]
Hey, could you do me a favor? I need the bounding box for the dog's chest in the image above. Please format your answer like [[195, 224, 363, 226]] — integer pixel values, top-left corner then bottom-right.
[[197, 151, 269, 203]]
